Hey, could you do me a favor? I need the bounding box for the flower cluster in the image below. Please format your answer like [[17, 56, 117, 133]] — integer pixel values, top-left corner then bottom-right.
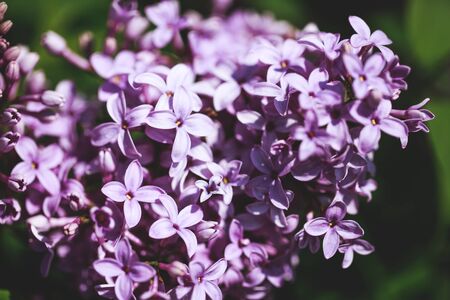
[[0, 0, 434, 299]]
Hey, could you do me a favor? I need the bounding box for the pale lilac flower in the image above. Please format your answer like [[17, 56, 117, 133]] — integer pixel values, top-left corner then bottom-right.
[[149, 194, 203, 257], [146, 86, 214, 162], [348, 15, 394, 60], [243, 77, 291, 115], [145, 0, 188, 48], [285, 68, 330, 109], [91, 92, 151, 158], [299, 32, 342, 60], [304, 201, 364, 259], [11, 137, 63, 195], [343, 53, 390, 99], [176, 259, 228, 300], [101, 160, 165, 228], [195, 175, 225, 203], [224, 219, 267, 261], [338, 239, 374, 269], [93, 239, 156, 300]]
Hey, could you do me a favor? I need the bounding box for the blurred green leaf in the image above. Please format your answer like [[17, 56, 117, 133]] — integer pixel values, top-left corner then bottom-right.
[[429, 101, 450, 223], [0, 290, 10, 300], [406, 0, 450, 69]]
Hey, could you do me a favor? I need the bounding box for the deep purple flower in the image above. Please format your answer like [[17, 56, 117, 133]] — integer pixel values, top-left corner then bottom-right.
[[0, 198, 21, 224], [338, 238, 374, 269], [91, 92, 151, 158], [304, 201, 364, 259], [101, 160, 165, 228], [224, 219, 266, 261], [149, 194, 203, 257], [11, 137, 63, 195], [93, 239, 156, 300]]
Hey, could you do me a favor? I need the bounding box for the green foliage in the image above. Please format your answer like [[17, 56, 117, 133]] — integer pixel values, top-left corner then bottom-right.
[[407, 0, 450, 70], [0, 290, 10, 300]]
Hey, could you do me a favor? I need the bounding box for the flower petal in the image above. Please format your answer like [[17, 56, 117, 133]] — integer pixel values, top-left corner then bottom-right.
[[146, 110, 177, 129], [129, 262, 156, 282], [213, 81, 241, 111], [36, 168, 60, 195], [91, 123, 120, 147], [269, 178, 289, 210], [172, 127, 191, 163], [183, 113, 214, 137], [102, 181, 127, 202], [335, 220, 364, 239], [304, 217, 329, 236], [93, 258, 124, 277], [250, 146, 273, 174], [124, 198, 142, 228], [203, 258, 227, 281], [349, 16, 371, 39], [203, 281, 223, 300], [358, 125, 381, 154], [177, 204, 203, 228], [115, 273, 133, 300], [133, 72, 167, 93], [117, 129, 141, 159], [173, 86, 192, 120], [191, 284, 206, 300], [115, 239, 132, 266], [134, 185, 165, 203], [149, 218, 176, 239], [15, 137, 37, 161], [107, 93, 126, 124], [323, 228, 339, 259], [177, 228, 197, 257], [39, 145, 64, 169], [124, 160, 143, 192], [126, 104, 151, 128]]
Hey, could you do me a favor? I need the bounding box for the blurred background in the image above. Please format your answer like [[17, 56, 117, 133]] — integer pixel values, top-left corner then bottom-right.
[[1, 0, 449, 299]]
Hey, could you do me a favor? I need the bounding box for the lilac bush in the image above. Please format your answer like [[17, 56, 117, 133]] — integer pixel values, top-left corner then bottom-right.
[[0, 0, 435, 299]]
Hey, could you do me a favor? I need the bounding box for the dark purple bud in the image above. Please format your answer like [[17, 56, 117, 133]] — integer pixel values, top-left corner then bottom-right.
[[41, 90, 65, 108], [8, 175, 27, 192], [0, 131, 20, 153], [42, 31, 67, 56], [5, 61, 20, 82], [3, 46, 20, 61], [99, 148, 116, 173], [26, 71, 46, 94], [0, 198, 21, 225], [0, 20, 12, 35], [1, 107, 21, 126]]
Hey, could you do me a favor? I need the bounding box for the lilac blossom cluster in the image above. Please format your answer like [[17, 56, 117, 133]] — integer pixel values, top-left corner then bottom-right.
[[0, 0, 434, 299]]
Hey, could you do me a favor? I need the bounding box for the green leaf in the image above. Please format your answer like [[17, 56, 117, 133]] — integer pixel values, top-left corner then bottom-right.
[[406, 0, 450, 69], [0, 290, 10, 300], [428, 101, 450, 224]]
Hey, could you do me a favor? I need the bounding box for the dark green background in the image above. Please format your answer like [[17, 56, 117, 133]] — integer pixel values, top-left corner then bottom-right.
[[1, 0, 450, 299]]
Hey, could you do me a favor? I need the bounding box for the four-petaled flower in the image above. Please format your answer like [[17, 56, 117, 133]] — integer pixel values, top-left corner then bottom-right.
[[149, 194, 203, 257], [304, 201, 364, 259], [101, 160, 165, 228]]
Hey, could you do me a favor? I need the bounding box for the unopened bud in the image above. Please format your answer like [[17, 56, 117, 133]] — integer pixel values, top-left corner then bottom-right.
[[0, 20, 12, 35], [104, 37, 117, 56], [125, 16, 149, 40], [79, 31, 94, 56], [41, 90, 65, 108], [19, 52, 39, 74], [0, 131, 20, 153], [4, 46, 20, 61], [26, 71, 46, 94], [5, 61, 20, 81], [1, 107, 21, 126], [8, 175, 27, 192], [68, 193, 86, 211], [42, 31, 67, 56], [99, 148, 116, 173], [0, 38, 9, 51], [160, 261, 188, 277], [63, 219, 80, 236], [0, 198, 21, 225], [194, 221, 219, 241], [0, 2, 7, 21]]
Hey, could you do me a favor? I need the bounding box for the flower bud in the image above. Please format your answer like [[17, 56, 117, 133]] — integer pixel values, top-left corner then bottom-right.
[[0, 131, 20, 153], [194, 221, 219, 241], [0, 2, 8, 21], [1, 107, 21, 126], [68, 193, 86, 211], [26, 71, 46, 94], [104, 37, 117, 56], [0, 37, 9, 51], [0, 198, 21, 225], [8, 175, 27, 192], [5, 61, 20, 82], [79, 31, 94, 56], [0, 20, 12, 35], [19, 52, 40, 74], [99, 148, 116, 173], [42, 31, 67, 56], [41, 90, 65, 108], [160, 261, 188, 277], [3, 46, 21, 62], [63, 219, 80, 236], [125, 16, 149, 40]]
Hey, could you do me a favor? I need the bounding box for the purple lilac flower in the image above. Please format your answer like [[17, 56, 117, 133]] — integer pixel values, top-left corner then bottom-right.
[[304, 201, 364, 259], [338, 238, 375, 269], [101, 160, 165, 228], [0, 198, 21, 224], [91, 92, 151, 158], [149, 194, 203, 257], [94, 239, 156, 300], [285, 68, 329, 109], [224, 219, 267, 261], [11, 136, 63, 195]]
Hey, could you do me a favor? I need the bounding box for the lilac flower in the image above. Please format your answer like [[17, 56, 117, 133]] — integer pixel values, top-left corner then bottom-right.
[[299, 32, 342, 60], [348, 16, 394, 60], [295, 229, 320, 254], [243, 77, 291, 115], [91, 92, 151, 158], [149, 194, 203, 257], [195, 175, 225, 203], [93, 239, 156, 300], [285, 68, 330, 109], [0, 198, 21, 224], [145, 86, 214, 162], [304, 201, 364, 259], [224, 219, 266, 261], [176, 259, 228, 300], [338, 239, 375, 269], [391, 98, 435, 133], [101, 160, 165, 228], [250, 145, 293, 210], [11, 137, 63, 195], [343, 53, 389, 99], [349, 99, 408, 153], [145, 0, 188, 48]]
